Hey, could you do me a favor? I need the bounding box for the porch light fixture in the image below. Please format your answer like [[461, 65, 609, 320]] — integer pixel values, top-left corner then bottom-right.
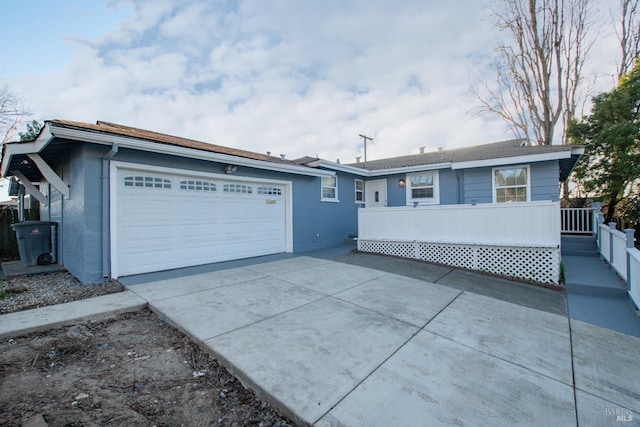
[[224, 165, 237, 174], [398, 178, 406, 188]]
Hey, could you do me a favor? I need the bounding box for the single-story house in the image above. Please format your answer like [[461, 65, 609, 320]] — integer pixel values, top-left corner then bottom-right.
[[0, 120, 583, 284]]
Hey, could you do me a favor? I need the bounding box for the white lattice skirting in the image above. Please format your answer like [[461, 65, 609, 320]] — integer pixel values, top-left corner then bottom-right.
[[358, 240, 560, 285]]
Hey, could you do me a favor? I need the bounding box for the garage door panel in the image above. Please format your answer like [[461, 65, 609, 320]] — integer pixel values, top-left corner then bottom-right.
[[115, 168, 287, 277]]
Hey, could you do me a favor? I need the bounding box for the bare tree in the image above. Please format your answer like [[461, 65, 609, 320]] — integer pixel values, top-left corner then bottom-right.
[[474, 0, 595, 146], [616, 0, 640, 80], [0, 87, 30, 144]]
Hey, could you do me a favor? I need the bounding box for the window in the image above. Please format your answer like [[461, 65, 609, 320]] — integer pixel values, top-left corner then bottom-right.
[[354, 179, 364, 203], [406, 172, 439, 205], [493, 166, 529, 203], [180, 180, 216, 192], [223, 183, 252, 193], [124, 176, 171, 189], [322, 176, 338, 201], [257, 186, 282, 195]]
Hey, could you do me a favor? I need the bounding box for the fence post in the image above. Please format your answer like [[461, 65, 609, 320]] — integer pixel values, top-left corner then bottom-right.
[[591, 202, 601, 239], [609, 222, 617, 266], [626, 229, 635, 288], [597, 213, 604, 249]]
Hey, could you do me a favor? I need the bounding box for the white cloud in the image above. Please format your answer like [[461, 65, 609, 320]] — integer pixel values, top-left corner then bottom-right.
[[5, 0, 622, 162]]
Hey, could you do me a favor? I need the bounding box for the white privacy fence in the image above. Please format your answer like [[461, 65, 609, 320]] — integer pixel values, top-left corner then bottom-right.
[[597, 221, 640, 309], [358, 201, 561, 284]]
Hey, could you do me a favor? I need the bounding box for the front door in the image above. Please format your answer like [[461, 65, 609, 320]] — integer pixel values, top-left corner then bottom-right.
[[365, 179, 387, 208]]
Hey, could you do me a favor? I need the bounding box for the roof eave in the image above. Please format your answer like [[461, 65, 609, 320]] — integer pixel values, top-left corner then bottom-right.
[[1, 125, 54, 178], [309, 159, 453, 177], [450, 150, 577, 170], [306, 159, 370, 176], [48, 123, 335, 178], [367, 162, 451, 176]]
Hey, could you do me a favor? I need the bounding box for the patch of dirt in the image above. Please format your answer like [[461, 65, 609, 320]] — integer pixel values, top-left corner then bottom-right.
[[0, 270, 293, 426], [0, 309, 294, 426]]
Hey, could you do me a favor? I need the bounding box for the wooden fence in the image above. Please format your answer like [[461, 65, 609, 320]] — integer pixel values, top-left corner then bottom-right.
[[0, 207, 39, 261]]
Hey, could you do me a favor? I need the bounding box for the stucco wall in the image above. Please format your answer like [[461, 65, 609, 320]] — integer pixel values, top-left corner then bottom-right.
[[291, 172, 360, 252]]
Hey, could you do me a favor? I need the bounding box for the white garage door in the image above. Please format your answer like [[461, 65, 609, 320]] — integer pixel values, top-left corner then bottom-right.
[[112, 166, 288, 277]]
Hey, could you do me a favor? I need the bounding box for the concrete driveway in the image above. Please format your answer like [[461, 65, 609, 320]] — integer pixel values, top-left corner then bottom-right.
[[126, 256, 640, 426]]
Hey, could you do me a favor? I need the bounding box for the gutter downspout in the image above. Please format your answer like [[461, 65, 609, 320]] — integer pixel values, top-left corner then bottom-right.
[[102, 144, 119, 278]]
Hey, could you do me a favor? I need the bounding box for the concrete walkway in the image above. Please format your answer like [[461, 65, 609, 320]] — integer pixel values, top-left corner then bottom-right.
[[122, 255, 638, 426], [562, 235, 640, 338], [2, 247, 639, 426]]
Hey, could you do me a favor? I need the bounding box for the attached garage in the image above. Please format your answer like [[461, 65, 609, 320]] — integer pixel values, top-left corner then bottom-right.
[[111, 162, 292, 278], [2, 120, 352, 284]]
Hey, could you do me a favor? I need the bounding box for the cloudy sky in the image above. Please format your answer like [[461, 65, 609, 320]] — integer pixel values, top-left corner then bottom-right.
[[1, 0, 622, 163]]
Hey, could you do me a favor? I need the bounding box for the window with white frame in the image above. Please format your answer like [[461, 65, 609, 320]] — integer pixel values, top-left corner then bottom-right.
[[406, 172, 439, 205], [493, 166, 530, 203], [322, 176, 338, 201], [354, 179, 364, 203]]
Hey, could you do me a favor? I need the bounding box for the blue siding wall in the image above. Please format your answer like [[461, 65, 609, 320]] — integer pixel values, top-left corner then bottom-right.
[[384, 169, 460, 207], [384, 173, 407, 206], [51, 144, 91, 283], [462, 160, 560, 204], [291, 172, 360, 252], [439, 169, 460, 205], [462, 167, 493, 204], [50, 144, 361, 283], [531, 160, 561, 201]]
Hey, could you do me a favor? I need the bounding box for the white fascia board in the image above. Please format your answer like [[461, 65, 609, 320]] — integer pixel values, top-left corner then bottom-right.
[[367, 162, 451, 176], [451, 151, 573, 170], [0, 126, 54, 177], [306, 159, 370, 176], [307, 160, 452, 177], [50, 125, 335, 178]]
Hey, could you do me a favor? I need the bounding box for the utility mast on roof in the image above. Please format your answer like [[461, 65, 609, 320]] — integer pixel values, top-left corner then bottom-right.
[[359, 134, 373, 168]]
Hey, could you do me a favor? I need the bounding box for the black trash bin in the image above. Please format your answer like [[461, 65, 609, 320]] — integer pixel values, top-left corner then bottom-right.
[[11, 221, 54, 267]]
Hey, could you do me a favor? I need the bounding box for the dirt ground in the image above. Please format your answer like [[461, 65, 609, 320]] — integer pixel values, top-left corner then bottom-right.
[[0, 309, 294, 427]]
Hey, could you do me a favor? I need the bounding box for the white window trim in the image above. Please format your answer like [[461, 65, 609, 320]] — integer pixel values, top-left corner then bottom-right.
[[354, 179, 365, 204], [492, 164, 531, 203], [321, 176, 339, 202], [406, 171, 440, 205]]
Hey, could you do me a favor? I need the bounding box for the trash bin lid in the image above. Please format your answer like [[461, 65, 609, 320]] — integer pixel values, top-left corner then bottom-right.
[[11, 220, 54, 228]]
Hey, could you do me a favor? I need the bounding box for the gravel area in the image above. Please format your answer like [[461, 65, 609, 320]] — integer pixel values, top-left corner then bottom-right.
[[0, 272, 124, 315]]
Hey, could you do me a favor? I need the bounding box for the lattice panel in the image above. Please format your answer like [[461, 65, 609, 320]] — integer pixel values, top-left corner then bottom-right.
[[358, 240, 416, 259], [418, 244, 476, 270], [358, 240, 560, 284], [476, 246, 559, 284]]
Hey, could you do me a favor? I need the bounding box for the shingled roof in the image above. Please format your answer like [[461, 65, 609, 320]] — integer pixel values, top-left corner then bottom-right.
[[49, 120, 294, 165], [347, 139, 579, 171]]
